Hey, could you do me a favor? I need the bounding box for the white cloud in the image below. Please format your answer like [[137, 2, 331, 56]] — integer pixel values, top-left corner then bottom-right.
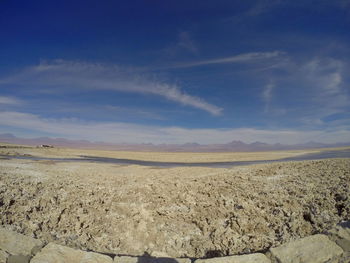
[[259, 56, 349, 125], [170, 51, 285, 69], [301, 58, 348, 110], [262, 82, 274, 112], [0, 111, 349, 144], [0, 60, 222, 116], [305, 58, 343, 89], [0, 96, 22, 105]]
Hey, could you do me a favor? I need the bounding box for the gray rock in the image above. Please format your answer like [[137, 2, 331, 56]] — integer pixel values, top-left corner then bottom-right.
[[0, 227, 43, 256], [114, 256, 191, 263], [30, 243, 113, 263], [269, 234, 343, 263], [194, 253, 270, 263]]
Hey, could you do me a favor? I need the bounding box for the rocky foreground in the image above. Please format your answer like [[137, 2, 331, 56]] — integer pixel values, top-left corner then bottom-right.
[[0, 157, 349, 258], [0, 222, 349, 262]]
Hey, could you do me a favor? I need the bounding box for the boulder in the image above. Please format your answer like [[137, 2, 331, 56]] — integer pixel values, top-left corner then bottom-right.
[[7, 254, 31, 263], [194, 253, 270, 263], [0, 227, 43, 256], [30, 243, 113, 263], [113, 256, 138, 263], [269, 234, 343, 263]]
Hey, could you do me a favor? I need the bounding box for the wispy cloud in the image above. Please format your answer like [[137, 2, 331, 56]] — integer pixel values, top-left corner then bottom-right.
[[0, 111, 349, 144], [245, 0, 281, 16], [170, 51, 285, 69], [0, 96, 22, 105], [301, 58, 349, 125], [0, 60, 222, 115], [262, 82, 274, 113], [243, 0, 349, 16], [303, 58, 346, 102], [258, 55, 349, 124]]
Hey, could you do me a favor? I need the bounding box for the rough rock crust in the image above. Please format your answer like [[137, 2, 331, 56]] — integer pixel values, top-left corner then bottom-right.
[[0, 157, 349, 258]]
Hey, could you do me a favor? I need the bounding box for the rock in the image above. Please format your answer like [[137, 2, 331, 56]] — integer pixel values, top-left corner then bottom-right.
[[194, 253, 270, 263], [113, 256, 138, 263], [7, 254, 31, 263], [0, 249, 9, 263], [114, 256, 191, 263], [269, 234, 343, 263], [149, 251, 171, 258], [327, 221, 350, 252], [30, 243, 113, 263], [0, 227, 43, 256], [336, 239, 350, 252]]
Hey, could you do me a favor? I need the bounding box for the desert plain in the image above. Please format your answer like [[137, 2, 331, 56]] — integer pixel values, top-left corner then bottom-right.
[[0, 144, 349, 258]]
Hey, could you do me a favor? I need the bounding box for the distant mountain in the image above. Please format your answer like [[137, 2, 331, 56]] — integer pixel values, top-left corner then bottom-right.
[[0, 133, 349, 152]]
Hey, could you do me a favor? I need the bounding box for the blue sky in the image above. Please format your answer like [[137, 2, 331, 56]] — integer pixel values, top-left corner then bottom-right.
[[0, 0, 350, 144]]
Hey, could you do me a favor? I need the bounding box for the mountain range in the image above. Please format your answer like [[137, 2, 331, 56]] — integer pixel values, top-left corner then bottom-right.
[[1, 133, 349, 152]]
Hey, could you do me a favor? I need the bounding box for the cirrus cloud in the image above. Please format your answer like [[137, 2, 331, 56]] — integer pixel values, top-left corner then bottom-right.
[[169, 51, 285, 69], [0, 60, 222, 116]]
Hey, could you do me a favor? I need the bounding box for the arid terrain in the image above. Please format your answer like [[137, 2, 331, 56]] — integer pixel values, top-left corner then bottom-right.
[[0, 144, 349, 258]]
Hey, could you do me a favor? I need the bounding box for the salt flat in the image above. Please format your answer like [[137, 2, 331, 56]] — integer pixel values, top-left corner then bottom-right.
[[0, 142, 325, 162], [0, 144, 349, 257]]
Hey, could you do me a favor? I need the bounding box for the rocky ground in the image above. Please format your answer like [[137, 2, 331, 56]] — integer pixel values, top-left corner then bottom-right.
[[0, 146, 349, 258], [1, 224, 348, 263]]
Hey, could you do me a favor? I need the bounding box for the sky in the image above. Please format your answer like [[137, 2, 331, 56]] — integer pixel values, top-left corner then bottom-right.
[[0, 0, 350, 144]]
